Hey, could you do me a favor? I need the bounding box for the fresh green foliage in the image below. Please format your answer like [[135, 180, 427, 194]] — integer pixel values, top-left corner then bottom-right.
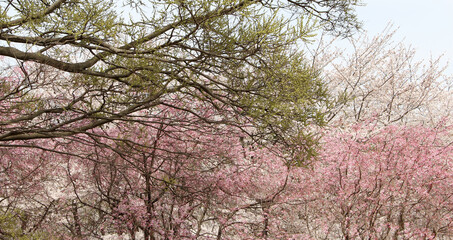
[[0, 0, 360, 154], [0, 211, 53, 240]]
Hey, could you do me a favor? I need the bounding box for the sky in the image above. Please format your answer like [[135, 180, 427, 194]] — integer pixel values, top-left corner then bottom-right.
[[355, 0, 453, 74]]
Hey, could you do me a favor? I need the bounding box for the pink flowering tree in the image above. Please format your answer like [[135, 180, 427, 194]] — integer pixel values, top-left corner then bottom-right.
[[55, 101, 300, 239], [295, 122, 453, 239], [0, 141, 64, 239]]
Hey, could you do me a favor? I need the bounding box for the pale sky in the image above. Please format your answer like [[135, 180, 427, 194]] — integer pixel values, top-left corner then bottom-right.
[[356, 0, 453, 74]]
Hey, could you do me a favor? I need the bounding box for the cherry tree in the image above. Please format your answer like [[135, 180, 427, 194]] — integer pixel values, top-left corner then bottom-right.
[[54, 102, 297, 239], [308, 27, 453, 126], [0, 138, 70, 239], [295, 122, 453, 239]]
